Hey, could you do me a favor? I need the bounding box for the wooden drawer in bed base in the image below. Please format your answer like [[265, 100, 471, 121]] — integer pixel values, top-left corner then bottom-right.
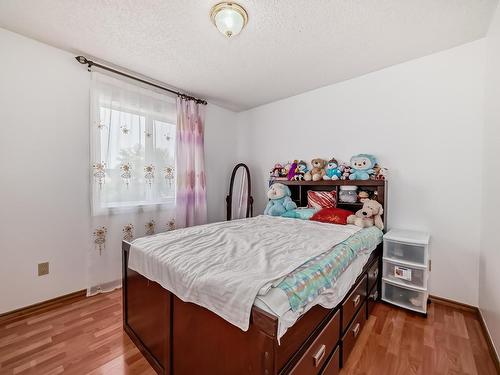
[[277, 305, 332, 372], [320, 346, 340, 375], [367, 282, 379, 318], [288, 310, 340, 375], [341, 275, 367, 333], [341, 301, 367, 367]]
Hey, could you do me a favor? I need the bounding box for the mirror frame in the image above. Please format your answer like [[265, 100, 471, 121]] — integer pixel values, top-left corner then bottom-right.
[[226, 163, 253, 220]]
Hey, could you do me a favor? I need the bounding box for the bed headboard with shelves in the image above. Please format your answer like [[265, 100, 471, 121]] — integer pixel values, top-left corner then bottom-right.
[[276, 179, 387, 225]]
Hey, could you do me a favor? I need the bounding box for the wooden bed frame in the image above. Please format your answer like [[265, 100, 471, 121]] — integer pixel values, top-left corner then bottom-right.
[[122, 180, 386, 375]]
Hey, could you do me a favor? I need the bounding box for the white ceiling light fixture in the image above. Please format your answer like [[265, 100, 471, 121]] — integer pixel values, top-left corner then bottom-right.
[[210, 2, 248, 38]]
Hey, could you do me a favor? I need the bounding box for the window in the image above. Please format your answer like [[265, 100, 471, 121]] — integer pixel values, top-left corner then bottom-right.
[[90, 72, 177, 215]]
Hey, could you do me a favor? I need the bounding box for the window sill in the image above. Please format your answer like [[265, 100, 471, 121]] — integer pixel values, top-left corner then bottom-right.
[[92, 199, 175, 216]]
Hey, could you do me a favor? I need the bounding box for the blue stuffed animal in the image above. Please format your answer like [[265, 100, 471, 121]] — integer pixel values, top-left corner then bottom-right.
[[264, 183, 297, 216], [323, 158, 342, 180], [349, 154, 377, 180]]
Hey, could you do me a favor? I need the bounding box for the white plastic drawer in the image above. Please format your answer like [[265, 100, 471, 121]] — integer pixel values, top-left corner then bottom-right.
[[384, 240, 426, 266], [382, 281, 427, 314], [383, 260, 427, 289]]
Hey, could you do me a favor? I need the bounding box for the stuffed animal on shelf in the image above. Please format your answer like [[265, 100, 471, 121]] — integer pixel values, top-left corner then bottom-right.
[[347, 199, 384, 230], [264, 183, 298, 216], [323, 158, 342, 180], [339, 162, 352, 180], [270, 163, 282, 178], [357, 191, 370, 202], [375, 167, 389, 180], [270, 163, 288, 180], [305, 158, 327, 181], [283, 161, 292, 176], [291, 160, 308, 181], [349, 154, 377, 180], [287, 160, 299, 181]]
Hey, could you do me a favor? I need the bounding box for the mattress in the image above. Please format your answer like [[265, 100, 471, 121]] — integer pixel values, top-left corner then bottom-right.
[[128, 216, 362, 332]]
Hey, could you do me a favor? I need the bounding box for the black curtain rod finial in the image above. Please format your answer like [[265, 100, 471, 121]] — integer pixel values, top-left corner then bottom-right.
[[75, 56, 93, 71], [75, 55, 88, 64]]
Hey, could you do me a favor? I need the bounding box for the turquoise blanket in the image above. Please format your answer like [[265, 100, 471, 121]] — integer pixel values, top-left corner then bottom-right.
[[277, 226, 383, 312]]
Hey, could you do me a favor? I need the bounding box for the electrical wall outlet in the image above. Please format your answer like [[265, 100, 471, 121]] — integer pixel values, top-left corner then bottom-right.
[[38, 262, 49, 276]]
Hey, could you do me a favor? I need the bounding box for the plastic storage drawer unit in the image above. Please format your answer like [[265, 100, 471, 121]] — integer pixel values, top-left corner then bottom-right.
[[382, 229, 430, 315]]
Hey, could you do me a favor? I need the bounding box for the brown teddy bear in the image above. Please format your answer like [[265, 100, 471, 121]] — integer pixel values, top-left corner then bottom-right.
[[347, 199, 384, 230], [305, 158, 327, 181]]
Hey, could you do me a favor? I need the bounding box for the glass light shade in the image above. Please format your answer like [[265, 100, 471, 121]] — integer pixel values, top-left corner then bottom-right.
[[211, 3, 248, 38]]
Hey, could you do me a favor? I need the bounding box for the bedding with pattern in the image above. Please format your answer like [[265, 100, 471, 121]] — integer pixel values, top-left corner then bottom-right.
[[277, 226, 383, 311]]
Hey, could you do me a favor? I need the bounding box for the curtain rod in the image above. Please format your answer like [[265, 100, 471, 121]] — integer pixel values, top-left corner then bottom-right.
[[75, 56, 207, 105]]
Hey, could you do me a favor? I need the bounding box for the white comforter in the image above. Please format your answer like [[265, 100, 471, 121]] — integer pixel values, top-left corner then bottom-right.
[[128, 215, 360, 331]]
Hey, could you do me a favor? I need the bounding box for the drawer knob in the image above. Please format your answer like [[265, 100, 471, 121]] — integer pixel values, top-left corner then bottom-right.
[[353, 322, 361, 338], [353, 294, 361, 307], [313, 344, 326, 367]]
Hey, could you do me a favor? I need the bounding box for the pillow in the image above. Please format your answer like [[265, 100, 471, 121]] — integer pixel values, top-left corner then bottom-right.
[[281, 208, 318, 220], [310, 208, 353, 225], [307, 190, 337, 209]]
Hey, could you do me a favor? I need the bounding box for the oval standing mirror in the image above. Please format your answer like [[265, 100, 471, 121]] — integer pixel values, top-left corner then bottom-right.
[[227, 163, 253, 220]]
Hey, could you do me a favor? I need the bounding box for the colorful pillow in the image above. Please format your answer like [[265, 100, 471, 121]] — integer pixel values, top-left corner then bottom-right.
[[281, 208, 318, 220], [310, 208, 353, 225], [307, 190, 337, 209]]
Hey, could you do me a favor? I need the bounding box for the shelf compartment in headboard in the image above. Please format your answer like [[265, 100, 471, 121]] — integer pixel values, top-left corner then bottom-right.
[[272, 179, 387, 223]]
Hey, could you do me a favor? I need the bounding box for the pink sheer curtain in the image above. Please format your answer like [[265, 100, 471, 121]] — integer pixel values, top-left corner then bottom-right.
[[175, 97, 207, 227]]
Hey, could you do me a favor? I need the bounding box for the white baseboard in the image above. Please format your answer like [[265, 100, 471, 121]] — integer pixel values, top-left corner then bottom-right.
[[478, 308, 500, 370]]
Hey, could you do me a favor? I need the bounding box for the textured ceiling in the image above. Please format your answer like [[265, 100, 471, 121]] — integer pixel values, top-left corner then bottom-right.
[[0, 0, 497, 111]]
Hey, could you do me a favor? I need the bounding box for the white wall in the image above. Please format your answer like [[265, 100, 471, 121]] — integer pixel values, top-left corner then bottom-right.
[[237, 41, 485, 306], [0, 28, 237, 313], [205, 105, 239, 222], [0, 28, 90, 314], [479, 3, 500, 357]]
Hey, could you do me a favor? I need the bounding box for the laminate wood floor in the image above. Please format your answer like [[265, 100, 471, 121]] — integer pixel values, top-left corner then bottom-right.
[[0, 291, 497, 374], [342, 302, 499, 375]]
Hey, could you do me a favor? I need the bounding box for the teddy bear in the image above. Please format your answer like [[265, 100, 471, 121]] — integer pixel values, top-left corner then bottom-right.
[[264, 183, 298, 216], [347, 199, 384, 230], [305, 158, 327, 181], [291, 160, 308, 181], [349, 154, 377, 180], [323, 158, 342, 180]]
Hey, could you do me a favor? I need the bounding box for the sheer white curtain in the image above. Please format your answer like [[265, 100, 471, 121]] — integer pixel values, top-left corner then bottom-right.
[[87, 71, 177, 295]]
